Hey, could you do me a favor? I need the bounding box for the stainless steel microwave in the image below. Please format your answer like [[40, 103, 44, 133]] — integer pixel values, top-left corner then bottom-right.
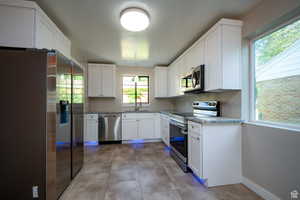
[[181, 65, 205, 93]]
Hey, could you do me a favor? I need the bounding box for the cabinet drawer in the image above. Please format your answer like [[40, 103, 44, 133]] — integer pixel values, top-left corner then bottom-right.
[[188, 121, 201, 134], [86, 114, 98, 120], [122, 113, 136, 119]]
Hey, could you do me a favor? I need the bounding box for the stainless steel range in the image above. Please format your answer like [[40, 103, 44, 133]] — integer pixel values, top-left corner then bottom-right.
[[169, 101, 220, 172]]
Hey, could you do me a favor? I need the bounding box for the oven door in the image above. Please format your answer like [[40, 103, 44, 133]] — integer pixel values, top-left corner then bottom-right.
[[169, 120, 188, 160]]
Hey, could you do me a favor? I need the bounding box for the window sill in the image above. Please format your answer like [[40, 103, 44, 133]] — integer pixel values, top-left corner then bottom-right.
[[243, 121, 300, 133]]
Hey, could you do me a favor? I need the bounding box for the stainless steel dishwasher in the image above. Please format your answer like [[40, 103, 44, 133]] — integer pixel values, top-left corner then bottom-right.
[[98, 113, 122, 143]]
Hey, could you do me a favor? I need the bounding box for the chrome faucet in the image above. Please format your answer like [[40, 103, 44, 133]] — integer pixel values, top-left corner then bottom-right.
[[135, 99, 142, 112]]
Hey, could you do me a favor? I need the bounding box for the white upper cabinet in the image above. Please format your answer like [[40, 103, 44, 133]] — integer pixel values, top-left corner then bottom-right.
[[88, 63, 116, 98], [0, 3, 35, 48], [0, 1, 71, 58], [154, 66, 168, 98], [191, 39, 205, 71], [167, 18, 242, 95], [101, 65, 116, 97], [177, 56, 186, 78], [167, 63, 178, 97], [204, 19, 242, 91], [167, 61, 183, 97], [167, 64, 174, 97], [88, 64, 102, 97], [205, 27, 222, 91]]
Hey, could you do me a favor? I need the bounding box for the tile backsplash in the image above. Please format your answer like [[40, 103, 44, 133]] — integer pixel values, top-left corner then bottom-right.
[[174, 91, 241, 118]]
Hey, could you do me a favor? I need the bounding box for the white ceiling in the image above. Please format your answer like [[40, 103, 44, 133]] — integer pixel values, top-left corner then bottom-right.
[[32, 0, 261, 67]]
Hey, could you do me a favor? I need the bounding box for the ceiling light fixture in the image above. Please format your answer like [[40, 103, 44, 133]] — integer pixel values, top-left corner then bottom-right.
[[120, 8, 150, 32]]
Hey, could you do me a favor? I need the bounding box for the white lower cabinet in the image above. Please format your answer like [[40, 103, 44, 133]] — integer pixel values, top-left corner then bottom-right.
[[122, 119, 139, 140], [85, 114, 99, 142], [188, 121, 241, 187], [188, 132, 203, 178], [122, 113, 159, 141], [139, 118, 156, 139], [160, 114, 170, 146]]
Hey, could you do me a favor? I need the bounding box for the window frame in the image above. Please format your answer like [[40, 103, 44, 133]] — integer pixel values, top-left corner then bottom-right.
[[122, 75, 150, 106], [249, 15, 300, 131]]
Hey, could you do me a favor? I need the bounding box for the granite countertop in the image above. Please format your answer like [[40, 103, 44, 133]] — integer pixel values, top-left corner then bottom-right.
[[87, 111, 163, 114], [87, 111, 243, 124], [159, 111, 175, 116], [186, 116, 243, 124], [159, 111, 243, 124]]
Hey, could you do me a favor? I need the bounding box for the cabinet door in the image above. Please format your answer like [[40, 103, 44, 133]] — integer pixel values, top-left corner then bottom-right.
[[173, 62, 182, 96], [0, 5, 35, 48], [139, 118, 156, 139], [185, 49, 194, 73], [161, 118, 170, 146], [155, 114, 161, 138], [36, 16, 55, 50], [205, 27, 222, 91], [167, 66, 174, 96], [155, 67, 168, 97], [193, 39, 205, 67], [189, 133, 202, 178], [102, 65, 115, 97], [177, 57, 185, 78], [88, 64, 102, 97], [86, 119, 98, 142], [122, 120, 139, 140]]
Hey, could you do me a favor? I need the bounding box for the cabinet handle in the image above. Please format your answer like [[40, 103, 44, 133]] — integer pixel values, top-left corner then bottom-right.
[[191, 135, 200, 140]]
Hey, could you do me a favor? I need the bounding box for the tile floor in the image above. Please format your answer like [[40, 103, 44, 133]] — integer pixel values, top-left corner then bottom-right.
[[60, 142, 262, 200]]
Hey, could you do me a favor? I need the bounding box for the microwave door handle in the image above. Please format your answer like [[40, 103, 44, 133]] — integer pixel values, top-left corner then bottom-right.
[[181, 130, 188, 135]]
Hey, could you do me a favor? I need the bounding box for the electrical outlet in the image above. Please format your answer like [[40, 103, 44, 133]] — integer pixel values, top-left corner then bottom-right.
[[32, 186, 39, 198]]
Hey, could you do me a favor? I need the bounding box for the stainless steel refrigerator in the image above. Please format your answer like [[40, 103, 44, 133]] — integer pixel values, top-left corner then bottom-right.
[[0, 48, 84, 200]]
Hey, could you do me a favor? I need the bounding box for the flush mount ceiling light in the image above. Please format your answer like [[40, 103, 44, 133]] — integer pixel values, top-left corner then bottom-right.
[[120, 8, 150, 32]]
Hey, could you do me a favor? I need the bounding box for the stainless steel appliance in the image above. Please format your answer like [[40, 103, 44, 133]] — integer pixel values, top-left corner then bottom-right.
[[71, 63, 84, 178], [0, 48, 84, 200], [193, 101, 220, 117], [98, 113, 122, 143], [169, 112, 193, 172], [181, 65, 205, 93], [169, 101, 220, 172]]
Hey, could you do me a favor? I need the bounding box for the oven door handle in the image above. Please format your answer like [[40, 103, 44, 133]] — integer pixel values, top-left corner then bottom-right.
[[170, 120, 185, 128]]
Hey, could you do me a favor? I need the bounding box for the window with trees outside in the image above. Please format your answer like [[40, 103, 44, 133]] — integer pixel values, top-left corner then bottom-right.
[[252, 17, 300, 127], [122, 76, 149, 104]]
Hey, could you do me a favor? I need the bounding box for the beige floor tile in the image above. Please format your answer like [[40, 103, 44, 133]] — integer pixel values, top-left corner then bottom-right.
[[143, 190, 182, 200], [60, 142, 262, 200], [105, 180, 142, 200]]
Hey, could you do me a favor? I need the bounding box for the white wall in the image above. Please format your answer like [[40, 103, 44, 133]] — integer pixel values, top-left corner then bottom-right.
[[242, 124, 300, 199], [241, 0, 300, 199], [88, 66, 175, 112]]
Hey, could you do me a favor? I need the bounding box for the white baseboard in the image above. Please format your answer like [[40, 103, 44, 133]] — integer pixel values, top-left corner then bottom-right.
[[242, 177, 281, 200]]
